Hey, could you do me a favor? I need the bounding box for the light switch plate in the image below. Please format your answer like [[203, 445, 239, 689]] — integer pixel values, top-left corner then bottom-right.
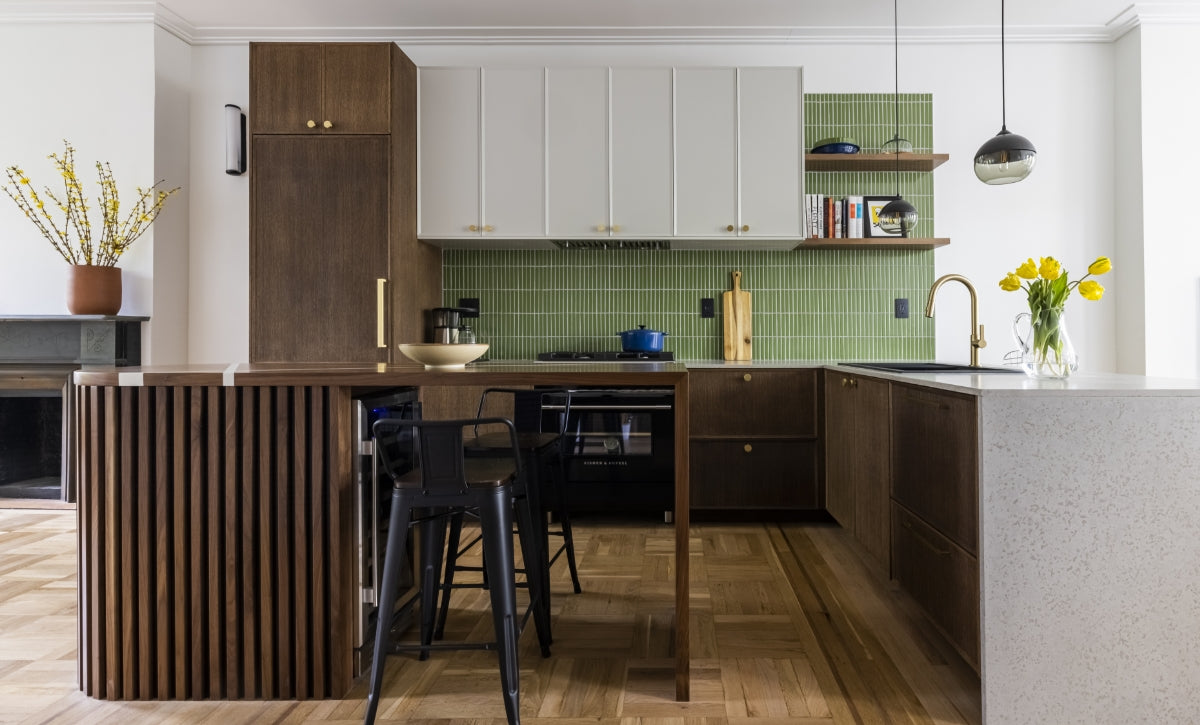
[[894, 298, 909, 319]]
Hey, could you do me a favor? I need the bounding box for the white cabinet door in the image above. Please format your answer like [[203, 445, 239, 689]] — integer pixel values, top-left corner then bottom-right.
[[674, 68, 738, 238], [482, 68, 545, 238], [419, 67, 481, 237], [547, 68, 609, 238], [739, 68, 804, 237], [610, 68, 673, 238]]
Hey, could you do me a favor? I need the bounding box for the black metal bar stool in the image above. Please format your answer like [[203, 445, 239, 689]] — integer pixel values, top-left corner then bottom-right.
[[363, 416, 552, 725], [433, 388, 582, 641]]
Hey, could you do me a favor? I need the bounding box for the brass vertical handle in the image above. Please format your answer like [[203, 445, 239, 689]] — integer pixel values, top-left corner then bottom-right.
[[376, 278, 387, 349], [322, 120, 333, 129]]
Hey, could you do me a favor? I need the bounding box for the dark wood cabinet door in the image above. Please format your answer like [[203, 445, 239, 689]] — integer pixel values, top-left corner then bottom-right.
[[852, 376, 891, 567], [690, 369, 817, 437], [890, 383, 978, 555], [250, 43, 324, 134], [892, 503, 980, 671], [322, 44, 392, 134], [823, 372, 856, 527], [690, 439, 819, 509], [251, 136, 390, 362]]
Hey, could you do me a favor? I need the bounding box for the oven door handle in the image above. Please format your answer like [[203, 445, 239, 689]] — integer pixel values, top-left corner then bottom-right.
[[544, 404, 673, 411]]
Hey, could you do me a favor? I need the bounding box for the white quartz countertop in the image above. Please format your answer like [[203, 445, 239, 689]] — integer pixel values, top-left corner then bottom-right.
[[822, 364, 1200, 396]]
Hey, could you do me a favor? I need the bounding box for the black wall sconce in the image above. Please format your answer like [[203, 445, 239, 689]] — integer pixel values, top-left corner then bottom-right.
[[225, 104, 246, 175]]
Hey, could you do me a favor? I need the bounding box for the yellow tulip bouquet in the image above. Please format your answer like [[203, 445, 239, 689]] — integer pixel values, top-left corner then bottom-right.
[[2, 140, 179, 267], [998, 255, 1112, 377]]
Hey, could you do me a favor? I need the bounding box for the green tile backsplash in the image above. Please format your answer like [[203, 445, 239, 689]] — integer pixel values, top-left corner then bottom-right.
[[441, 93, 937, 361]]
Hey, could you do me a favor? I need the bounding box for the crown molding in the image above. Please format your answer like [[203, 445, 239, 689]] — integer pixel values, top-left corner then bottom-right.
[[2, 1, 1196, 46]]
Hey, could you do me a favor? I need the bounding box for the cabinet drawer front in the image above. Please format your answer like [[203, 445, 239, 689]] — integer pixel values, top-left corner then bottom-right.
[[690, 369, 817, 437], [891, 503, 980, 671], [890, 383, 978, 554], [690, 439, 818, 510]]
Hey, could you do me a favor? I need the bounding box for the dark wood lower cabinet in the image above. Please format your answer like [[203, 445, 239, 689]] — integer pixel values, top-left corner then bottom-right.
[[690, 439, 819, 509], [891, 502, 980, 672]]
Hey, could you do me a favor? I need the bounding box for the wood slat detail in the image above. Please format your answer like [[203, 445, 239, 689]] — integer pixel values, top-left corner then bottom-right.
[[76, 385, 352, 700]]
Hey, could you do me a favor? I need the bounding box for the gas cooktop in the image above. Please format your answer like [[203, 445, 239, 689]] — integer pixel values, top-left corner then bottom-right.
[[536, 351, 674, 362]]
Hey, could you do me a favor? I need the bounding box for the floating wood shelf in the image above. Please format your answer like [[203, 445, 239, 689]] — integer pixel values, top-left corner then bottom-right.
[[800, 237, 950, 250], [805, 153, 950, 172]]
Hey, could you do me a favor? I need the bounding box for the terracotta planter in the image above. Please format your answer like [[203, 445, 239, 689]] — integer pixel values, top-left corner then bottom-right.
[[66, 264, 122, 316]]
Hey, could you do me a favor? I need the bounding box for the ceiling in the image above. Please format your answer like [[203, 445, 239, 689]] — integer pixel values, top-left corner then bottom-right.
[[6, 1, 1200, 44]]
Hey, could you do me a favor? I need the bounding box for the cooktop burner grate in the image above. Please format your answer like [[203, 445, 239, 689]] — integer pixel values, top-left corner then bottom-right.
[[536, 351, 675, 362]]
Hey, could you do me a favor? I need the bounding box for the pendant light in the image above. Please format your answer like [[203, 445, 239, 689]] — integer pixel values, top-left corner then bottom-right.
[[974, 0, 1036, 184], [878, 0, 918, 236]]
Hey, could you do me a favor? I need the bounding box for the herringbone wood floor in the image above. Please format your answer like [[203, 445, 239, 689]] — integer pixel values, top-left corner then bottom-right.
[[0, 508, 980, 724]]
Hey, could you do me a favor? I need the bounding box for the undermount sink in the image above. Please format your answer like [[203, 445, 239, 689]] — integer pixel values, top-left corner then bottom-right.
[[840, 361, 1024, 374]]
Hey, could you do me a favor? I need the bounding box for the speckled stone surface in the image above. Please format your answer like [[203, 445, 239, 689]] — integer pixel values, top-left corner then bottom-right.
[[979, 395, 1200, 723]]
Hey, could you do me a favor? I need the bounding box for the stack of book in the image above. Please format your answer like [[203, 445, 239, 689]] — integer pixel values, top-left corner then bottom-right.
[[806, 194, 866, 239]]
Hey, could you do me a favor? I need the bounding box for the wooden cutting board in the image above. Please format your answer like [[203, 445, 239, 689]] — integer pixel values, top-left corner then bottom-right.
[[723, 270, 752, 361]]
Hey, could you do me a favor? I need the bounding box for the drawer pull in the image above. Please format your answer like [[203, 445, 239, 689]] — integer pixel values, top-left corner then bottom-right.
[[902, 520, 952, 557], [743, 373, 752, 382], [743, 444, 752, 453], [841, 377, 858, 388]]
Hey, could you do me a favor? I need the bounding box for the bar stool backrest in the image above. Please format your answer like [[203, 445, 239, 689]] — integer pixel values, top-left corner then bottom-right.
[[374, 416, 523, 497]]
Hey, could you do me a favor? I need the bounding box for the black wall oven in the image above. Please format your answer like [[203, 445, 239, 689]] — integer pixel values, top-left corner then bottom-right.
[[541, 387, 675, 520]]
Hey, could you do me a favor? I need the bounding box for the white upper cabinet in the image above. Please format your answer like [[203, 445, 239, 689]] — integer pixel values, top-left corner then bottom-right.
[[418, 65, 803, 247], [418, 67, 480, 237], [482, 68, 545, 238], [610, 68, 674, 238], [674, 68, 738, 237], [675, 67, 805, 240], [739, 68, 804, 237], [418, 67, 546, 240], [547, 68, 609, 238]]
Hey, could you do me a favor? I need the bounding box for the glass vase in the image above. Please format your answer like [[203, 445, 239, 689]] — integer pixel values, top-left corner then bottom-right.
[[1012, 307, 1078, 379]]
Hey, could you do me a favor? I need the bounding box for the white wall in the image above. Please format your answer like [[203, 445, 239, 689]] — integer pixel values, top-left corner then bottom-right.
[[0, 23, 156, 318], [184, 40, 1119, 367], [1137, 23, 1200, 379], [151, 26, 193, 364], [1114, 28, 1146, 375], [187, 44, 250, 364]]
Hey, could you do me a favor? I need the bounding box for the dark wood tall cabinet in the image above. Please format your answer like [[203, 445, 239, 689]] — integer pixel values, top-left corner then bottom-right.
[[249, 42, 440, 363], [823, 371, 891, 569]]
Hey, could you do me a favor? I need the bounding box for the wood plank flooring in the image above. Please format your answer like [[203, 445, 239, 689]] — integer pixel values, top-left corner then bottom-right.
[[0, 509, 980, 724]]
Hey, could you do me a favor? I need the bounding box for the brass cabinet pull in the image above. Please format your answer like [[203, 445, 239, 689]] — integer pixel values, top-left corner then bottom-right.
[[376, 278, 387, 349], [595, 224, 607, 232], [841, 377, 850, 387], [742, 224, 750, 232], [743, 373, 752, 382], [841, 377, 858, 388], [322, 120, 333, 129], [743, 443, 753, 453], [726, 224, 735, 232], [469, 224, 479, 232], [306, 120, 316, 128], [483, 224, 494, 232], [612, 224, 622, 233], [902, 520, 952, 556]]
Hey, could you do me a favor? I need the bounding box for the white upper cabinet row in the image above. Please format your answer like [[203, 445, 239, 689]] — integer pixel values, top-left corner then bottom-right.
[[417, 66, 804, 247]]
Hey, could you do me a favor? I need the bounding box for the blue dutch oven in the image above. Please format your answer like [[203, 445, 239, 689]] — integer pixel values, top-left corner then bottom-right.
[[618, 325, 668, 353]]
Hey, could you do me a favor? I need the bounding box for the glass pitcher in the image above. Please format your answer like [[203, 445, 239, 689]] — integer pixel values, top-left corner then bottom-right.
[[1012, 307, 1078, 379]]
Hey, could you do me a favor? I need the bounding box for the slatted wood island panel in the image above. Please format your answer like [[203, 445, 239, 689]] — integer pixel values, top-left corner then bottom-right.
[[72, 362, 690, 702]]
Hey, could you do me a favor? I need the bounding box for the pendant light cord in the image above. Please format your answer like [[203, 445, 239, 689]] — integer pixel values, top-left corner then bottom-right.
[[1001, 0, 1008, 130], [892, 0, 901, 195]]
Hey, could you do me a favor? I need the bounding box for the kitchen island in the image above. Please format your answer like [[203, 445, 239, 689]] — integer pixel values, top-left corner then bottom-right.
[[72, 361, 1200, 722], [70, 361, 689, 702]]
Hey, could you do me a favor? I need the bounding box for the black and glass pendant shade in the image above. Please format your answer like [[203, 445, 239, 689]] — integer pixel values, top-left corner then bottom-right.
[[975, 0, 1036, 184], [974, 126, 1036, 184], [878, 196, 918, 237]]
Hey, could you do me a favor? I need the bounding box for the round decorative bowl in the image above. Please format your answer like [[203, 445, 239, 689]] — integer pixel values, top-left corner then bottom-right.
[[398, 343, 489, 369], [811, 141, 861, 154]]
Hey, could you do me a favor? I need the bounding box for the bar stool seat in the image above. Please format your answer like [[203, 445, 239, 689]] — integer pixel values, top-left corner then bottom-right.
[[364, 416, 551, 725]]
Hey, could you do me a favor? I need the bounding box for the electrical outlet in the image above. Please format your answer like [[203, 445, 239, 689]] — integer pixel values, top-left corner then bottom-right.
[[894, 298, 909, 319], [458, 297, 480, 317], [700, 298, 715, 318]]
